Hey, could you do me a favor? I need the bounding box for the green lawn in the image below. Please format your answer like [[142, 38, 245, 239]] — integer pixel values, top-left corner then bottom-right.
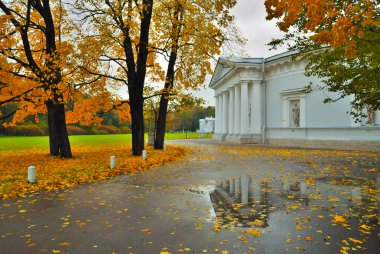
[[0, 132, 212, 151]]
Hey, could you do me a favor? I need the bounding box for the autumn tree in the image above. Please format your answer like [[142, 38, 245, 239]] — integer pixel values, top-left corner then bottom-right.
[[265, 0, 380, 118], [0, 1, 116, 156], [75, 0, 155, 156], [0, 0, 75, 157], [153, 0, 243, 149]]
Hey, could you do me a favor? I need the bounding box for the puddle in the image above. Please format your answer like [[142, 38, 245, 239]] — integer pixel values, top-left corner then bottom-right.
[[201, 176, 380, 229]]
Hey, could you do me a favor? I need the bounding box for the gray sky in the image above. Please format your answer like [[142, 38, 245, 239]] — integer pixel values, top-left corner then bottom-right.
[[195, 0, 287, 106]]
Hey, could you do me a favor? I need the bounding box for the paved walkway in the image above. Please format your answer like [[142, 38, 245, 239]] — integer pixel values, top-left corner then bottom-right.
[[0, 140, 379, 253]]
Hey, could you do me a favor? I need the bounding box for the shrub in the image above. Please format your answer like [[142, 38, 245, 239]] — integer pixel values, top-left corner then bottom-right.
[[86, 125, 122, 135], [98, 125, 121, 134], [86, 126, 107, 135], [5, 125, 46, 136], [67, 126, 86, 135], [120, 126, 131, 134]]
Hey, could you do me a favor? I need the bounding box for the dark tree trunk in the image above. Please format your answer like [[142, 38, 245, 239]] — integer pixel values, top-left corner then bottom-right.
[[154, 3, 182, 149], [55, 103, 72, 158], [47, 102, 59, 156], [154, 94, 169, 149], [123, 0, 152, 156], [46, 100, 72, 158], [129, 96, 145, 155]]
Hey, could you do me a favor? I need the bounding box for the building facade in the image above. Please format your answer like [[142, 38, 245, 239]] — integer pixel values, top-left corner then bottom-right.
[[210, 51, 380, 150], [199, 117, 215, 133]]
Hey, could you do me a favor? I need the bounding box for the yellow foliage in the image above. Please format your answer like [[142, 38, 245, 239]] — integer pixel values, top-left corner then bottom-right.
[[245, 228, 261, 236], [0, 145, 186, 200], [213, 225, 221, 232], [332, 215, 346, 224]]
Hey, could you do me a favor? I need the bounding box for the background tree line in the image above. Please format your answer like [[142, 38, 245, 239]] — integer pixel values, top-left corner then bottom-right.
[[1, 101, 214, 136]]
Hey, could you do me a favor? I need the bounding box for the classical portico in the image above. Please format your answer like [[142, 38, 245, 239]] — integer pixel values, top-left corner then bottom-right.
[[213, 80, 263, 143], [210, 51, 380, 149]]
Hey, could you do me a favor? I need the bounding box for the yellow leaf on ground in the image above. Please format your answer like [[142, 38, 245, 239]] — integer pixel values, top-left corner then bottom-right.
[[246, 228, 261, 236], [59, 242, 71, 246], [332, 215, 346, 223], [213, 225, 221, 232]]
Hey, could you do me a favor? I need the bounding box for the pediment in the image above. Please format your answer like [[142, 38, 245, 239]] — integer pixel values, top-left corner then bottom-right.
[[209, 58, 236, 88]]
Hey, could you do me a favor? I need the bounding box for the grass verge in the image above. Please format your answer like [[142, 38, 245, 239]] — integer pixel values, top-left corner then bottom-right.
[[0, 132, 212, 151]]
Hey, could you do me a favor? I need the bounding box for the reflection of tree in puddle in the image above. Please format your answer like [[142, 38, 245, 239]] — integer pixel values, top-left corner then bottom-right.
[[210, 175, 379, 228]]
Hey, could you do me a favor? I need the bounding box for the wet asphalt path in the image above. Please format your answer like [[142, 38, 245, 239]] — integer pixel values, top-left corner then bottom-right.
[[0, 140, 379, 254]]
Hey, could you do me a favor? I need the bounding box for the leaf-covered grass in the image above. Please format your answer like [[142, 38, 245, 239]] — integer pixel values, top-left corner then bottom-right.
[[0, 133, 198, 199], [0, 132, 211, 151], [0, 144, 187, 199]]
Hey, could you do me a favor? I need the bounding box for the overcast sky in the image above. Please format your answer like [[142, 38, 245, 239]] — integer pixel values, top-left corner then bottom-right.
[[196, 0, 287, 106]]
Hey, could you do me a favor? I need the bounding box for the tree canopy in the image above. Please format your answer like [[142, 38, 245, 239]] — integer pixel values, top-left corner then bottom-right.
[[265, 0, 380, 118]]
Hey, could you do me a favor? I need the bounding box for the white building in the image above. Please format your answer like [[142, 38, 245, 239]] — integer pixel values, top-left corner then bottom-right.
[[210, 51, 380, 150], [199, 117, 215, 133]]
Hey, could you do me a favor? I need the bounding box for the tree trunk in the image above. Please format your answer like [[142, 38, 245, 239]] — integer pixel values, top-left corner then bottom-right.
[[46, 100, 72, 158], [55, 102, 72, 158], [154, 98, 169, 149], [47, 101, 59, 156], [130, 97, 145, 155], [154, 50, 178, 149], [154, 3, 182, 149]]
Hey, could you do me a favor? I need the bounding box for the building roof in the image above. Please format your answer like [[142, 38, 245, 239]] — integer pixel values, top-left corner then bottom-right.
[[209, 50, 299, 88]]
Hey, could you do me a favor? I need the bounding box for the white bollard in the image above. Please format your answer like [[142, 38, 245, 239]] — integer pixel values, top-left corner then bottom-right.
[[110, 156, 116, 169], [27, 165, 36, 183], [142, 150, 147, 160]]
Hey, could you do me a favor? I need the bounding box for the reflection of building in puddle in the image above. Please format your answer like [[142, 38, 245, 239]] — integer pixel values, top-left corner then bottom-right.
[[211, 176, 272, 228], [209, 175, 379, 228], [281, 179, 309, 205]]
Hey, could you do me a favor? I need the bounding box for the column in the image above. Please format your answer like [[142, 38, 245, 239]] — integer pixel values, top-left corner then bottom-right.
[[234, 177, 241, 200], [222, 92, 229, 135], [252, 82, 262, 134], [228, 88, 235, 135], [248, 176, 255, 203], [234, 85, 241, 136], [252, 177, 261, 205], [240, 82, 249, 136], [222, 179, 229, 192], [351, 187, 362, 208], [218, 95, 223, 134], [241, 176, 249, 204], [229, 178, 235, 196], [215, 96, 219, 134]]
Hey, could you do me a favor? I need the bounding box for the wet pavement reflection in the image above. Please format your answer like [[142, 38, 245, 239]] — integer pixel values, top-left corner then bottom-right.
[[209, 175, 379, 230]]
